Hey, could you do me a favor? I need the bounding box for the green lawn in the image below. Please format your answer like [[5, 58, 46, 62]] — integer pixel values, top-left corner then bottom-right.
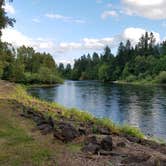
[[0, 101, 57, 166]]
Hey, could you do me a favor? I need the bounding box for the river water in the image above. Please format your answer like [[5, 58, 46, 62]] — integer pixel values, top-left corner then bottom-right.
[[28, 80, 166, 139]]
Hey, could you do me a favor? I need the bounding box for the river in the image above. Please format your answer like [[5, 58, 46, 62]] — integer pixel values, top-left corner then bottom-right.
[[28, 80, 166, 140]]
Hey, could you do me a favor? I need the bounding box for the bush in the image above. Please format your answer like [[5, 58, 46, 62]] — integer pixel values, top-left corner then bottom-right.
[[156, 71, 166, 84], [120, 125, 144, 139], [144, 75, 153, 82], [24, 71, 63, 84], [98, 64, 110, 81], [125, 75, 137, 82]]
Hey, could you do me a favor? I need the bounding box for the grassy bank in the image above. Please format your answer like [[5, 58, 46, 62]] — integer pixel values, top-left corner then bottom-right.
[[13, 84, 145, 139], [115, 71, 166, 86], [0, 101, 56, 166]]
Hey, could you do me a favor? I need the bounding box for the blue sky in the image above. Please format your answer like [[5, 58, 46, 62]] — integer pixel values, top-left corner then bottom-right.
[[2, 0, 166, 64]]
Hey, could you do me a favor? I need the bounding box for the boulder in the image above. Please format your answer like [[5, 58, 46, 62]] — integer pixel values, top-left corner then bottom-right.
[[54, 122, 79, 142], [97, 127, 111, 135], [126, 135, 141, 143], [82, 143, 100, 154], [85, 136, 98, 145], [41, 125, 53, 135], [78, 127, 87, 135], [38, 124, 50, 130], [101, 136, 113, 151], [82, 135, 113, 154]]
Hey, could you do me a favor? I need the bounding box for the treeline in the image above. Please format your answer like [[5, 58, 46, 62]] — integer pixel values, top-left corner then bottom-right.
[[0, 43, 63, 84], [59, 32, 166, 84]]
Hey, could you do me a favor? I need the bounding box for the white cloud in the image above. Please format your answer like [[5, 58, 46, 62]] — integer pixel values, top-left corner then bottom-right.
[[57, 28, 160, 53], [122, 0, 166, 20], [2, 28, 32, 46], [32, 18, 40, 23], [59, 42, 82, 51], [83, 37, 115, 49], [1, 28, 55, 53], [45, 13, 85, 24], [101, 10, 118, 19], [1, 27, 161, 59], [121, 27, 160, 44], [3, 3, 15, 15]]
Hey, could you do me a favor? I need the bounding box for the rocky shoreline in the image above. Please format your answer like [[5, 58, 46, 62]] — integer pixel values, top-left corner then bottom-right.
[[10, 98, 166, 165]]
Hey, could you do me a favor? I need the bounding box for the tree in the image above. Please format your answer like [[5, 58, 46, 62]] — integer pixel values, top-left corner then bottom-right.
[[160, 41, 166, 55], [136, 32, 157, 56], [10, 60, 25, 82], [101, 46, 113, 63], [64, 63, 72, 79], [17, 46, 35, 72], [0, 0, 15, 36], [58, 63, 65, 76], [98, 64, 110, 82]]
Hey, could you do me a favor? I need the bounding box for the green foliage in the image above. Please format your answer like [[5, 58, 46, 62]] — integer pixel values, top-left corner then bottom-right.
[[122, 63, 130, 78], [0, 0, 15, 36], [120, 125, 144, 139], [38, 66, 61, 84], [67, 32, 166, 84], [156, 71, 166, 84], [125, 75, 137, 82], [98, 64, 110, 81], [0, 43, 63, 84]]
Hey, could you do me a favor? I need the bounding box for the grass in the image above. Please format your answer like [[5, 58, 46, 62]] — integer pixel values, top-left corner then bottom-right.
[[149, 137, 166, 145], [0, 102, 54, 166], [119, 125, 144, 139]]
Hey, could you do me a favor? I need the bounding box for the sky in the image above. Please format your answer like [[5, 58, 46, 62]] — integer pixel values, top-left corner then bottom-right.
[[2, 0, 166, 65]]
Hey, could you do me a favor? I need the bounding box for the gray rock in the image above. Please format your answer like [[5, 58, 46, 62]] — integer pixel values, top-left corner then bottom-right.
[[101, 135, 113, 151], [54, 122, 79, 142], [117, 142, 126, 147], [82, 143, 100, 154], [38, 124, 50, 130], [97, 127, 111, 135]]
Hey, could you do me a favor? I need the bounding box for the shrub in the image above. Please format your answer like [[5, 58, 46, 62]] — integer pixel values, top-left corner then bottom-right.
[[125, 75, 137, 82], [120, 125, 144, 139], [156, 71, 166, 84]]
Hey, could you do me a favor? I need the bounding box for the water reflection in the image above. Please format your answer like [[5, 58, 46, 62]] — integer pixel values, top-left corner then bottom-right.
[[28, 81, 166, 139]]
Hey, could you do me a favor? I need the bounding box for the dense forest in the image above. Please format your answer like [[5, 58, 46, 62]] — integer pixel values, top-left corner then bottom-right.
[[59, 32, 166, 84]]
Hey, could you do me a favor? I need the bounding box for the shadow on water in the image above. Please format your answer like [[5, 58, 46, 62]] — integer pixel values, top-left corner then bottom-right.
[[28, 81, 166, 139]]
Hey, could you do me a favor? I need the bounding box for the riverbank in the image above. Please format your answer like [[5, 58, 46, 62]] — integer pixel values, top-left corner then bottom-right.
[[113, 79, 166, 87], [0, 80, 166, 165]]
